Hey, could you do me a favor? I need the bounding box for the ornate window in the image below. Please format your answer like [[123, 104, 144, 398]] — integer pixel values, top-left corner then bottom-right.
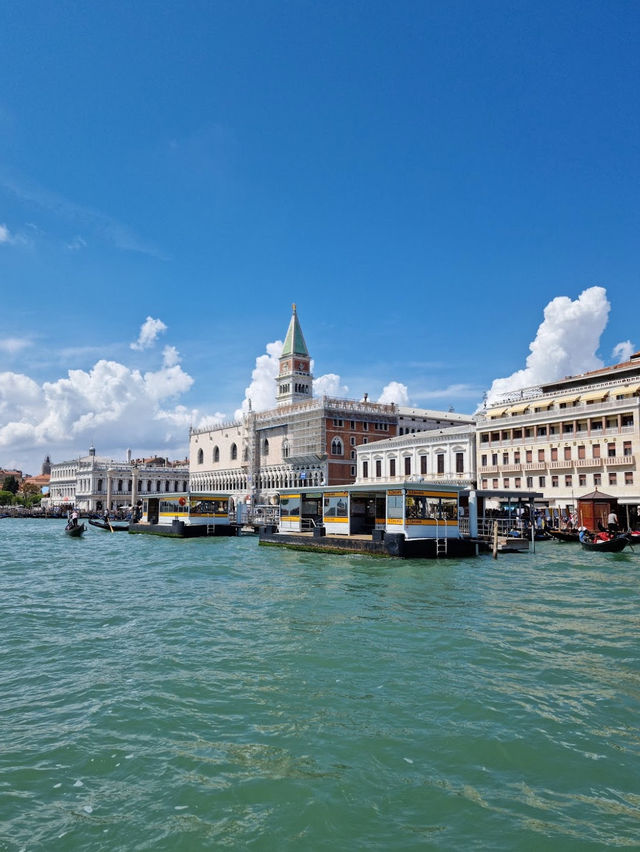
[[331, 437, 343, 455], [197, 448, 204, 464], [263, 439, 269, 456], [231, 443, 238, 461], [213, 446, 219, 462]]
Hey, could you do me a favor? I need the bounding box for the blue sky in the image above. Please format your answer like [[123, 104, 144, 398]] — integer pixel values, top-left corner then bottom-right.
[[1, 1, 639, 473]]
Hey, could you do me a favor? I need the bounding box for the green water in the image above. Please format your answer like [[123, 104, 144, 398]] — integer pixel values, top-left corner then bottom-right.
[[1, 519, 639, 850]]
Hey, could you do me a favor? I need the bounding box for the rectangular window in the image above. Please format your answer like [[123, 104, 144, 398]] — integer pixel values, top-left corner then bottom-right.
[[350, 421, 355, 430], [363, 422, 368, 431], [456, 452, 464, 473], [625, 471, 633, 485], [537, 426, 547, 436], [593, 444, 600, 458], [437, 454, 445, 474], [564, 446, 571, 460], [526, 450, 532, 463], [565, 475, 572, 487], [389, 458, 396, 477], [376, 459, 382, 478], [481, 454, 487, 466], [514, 451, 520, 463], [552, 475, 558, 487], [333, 418, 344, 427], [350, 436, 356, 446], [351, 466, 356, 477], [623, 441, 632, 456], [492, 478, 498, 489], [541, 449, 548, 462], [563, 423, 573, 433], [386, 493, 403, 520], [579, 474, 586, 486], [362, 461, 369, 478], [324, 495, 347, 518], [539, 476, 545, 487], [420, 456, 427, 475], [503, 478, 510, 488], [514, 477, 521, 488], [404, 457, 411, 476], [594, 473, 601, 486], [502, 452, 509, 465], [578, 445, 585, 459], [609, 472, 617, 486], [492, 453, 498, 465], [608, 443, 616, 457], [482, 479, 488, 488], [526, 477, 533, 488]]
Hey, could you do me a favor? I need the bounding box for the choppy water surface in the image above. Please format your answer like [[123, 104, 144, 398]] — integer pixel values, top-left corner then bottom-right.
[[1, 519, 639, 850]]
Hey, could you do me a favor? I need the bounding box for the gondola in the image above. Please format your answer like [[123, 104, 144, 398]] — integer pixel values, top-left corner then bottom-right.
[[548, 529, 580, 543], [64, 522, 86, 537], [580, 534, 629, 553], [88, 519, 129, 532]]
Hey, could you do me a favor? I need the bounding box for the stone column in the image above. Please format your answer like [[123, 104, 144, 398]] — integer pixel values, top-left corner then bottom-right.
[[106, 472, 112, 511], [468, 489, 478, 538]]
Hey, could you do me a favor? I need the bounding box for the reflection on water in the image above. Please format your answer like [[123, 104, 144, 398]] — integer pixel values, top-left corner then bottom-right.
[[1, 521, 639, 850]]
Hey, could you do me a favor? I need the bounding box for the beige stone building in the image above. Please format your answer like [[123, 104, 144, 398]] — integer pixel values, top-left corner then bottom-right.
[[476, 352, 640, 522]]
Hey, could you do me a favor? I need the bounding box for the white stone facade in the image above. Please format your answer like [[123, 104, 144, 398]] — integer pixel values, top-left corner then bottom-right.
[[48, 451, 189, 512], [355, 425, 477, 487], [476, 355, 640, 514]]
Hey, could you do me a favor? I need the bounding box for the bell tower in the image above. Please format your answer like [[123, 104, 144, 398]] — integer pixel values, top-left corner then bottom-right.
[[276, 304, 313, 407]]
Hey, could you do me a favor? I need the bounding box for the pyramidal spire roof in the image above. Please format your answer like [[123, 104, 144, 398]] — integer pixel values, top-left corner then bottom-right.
[[281, 303, 309, 357]]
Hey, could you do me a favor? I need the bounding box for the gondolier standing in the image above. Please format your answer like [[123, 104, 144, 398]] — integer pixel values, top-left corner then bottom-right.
[[607, 509, 619, 535]]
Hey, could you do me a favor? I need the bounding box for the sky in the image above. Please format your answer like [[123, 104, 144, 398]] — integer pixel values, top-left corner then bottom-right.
[[1, 0, 639, 474]]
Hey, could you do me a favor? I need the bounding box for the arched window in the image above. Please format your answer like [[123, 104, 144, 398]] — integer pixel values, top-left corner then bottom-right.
[[331, 437, 343, 456], [263, 439, 269, 456], [197, 448, 204, 464], [231, 443, 237, 461], [213, 446, 219, 463], [282, 440, 289, 458]]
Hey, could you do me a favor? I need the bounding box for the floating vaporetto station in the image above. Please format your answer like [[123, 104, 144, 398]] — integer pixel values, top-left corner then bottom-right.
[[259, 481, 479, 558], [129, 492, 239, 537]]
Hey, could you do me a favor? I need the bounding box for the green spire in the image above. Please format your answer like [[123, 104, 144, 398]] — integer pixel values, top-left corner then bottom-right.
[[281, 303, 309, 357]]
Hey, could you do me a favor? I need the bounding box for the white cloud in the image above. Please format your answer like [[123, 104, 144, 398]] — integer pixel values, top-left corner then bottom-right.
[[0, 345, 204, 472], [314, 373, 349, 398], [0, 337, 32, 355], [130, 317, 168, 351], [66, 235, 86, 251], [0, 224, 11, 243], [378, 381, 409, 405], [413, 383, 482, 400], [485, 286, 611, 405], [235, 340, 283, 419], [162, 345, 180, 367], [612, 340, 635, 363]]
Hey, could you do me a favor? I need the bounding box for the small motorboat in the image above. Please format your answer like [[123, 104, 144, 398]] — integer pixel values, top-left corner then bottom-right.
[[88, 519, 129, 532], [65, 522, 86, 537], [548, 529, 580, 543], [580, 532, 628, 553]]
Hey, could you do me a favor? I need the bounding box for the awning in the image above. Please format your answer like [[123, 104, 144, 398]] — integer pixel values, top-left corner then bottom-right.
[[508, 403, 530, 414], [488, 407, 508, 417], [533, 400, 553, 409], [554, 395, 580, 405], [616, 383, 640, 396], [580, 390, 609, 402]]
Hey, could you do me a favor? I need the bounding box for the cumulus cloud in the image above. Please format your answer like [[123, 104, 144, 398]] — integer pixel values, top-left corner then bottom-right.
[[130, 316, 167, 351], [612, 340, 635, 363], [485, 286, 611, 405], [0, 343, 204, 472], [235, 340, 283, 419], [0, 223, 12, 243], [378, 381, 409, 405], [314, 373, 349, 398]]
